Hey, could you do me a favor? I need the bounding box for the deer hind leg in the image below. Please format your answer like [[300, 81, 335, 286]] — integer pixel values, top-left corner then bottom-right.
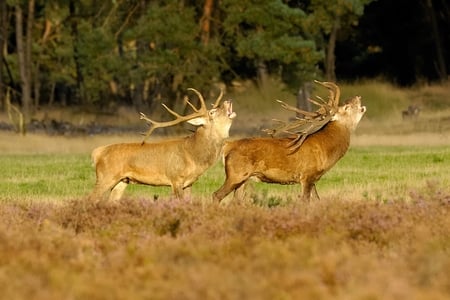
[[213, 156, 252, 203], [233, 182, 248, 202], [213, 173, 249, 203], [89, 181, 112, 202], [109, 181, 128, 202], [89, 173, 122, 203]]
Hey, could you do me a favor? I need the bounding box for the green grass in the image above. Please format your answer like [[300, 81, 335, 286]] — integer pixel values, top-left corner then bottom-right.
[[1, 145, 449, 204]]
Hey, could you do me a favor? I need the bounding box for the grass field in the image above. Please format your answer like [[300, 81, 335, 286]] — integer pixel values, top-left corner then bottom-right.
[[1, 144, 449, 203], [0, 80, 449, 299]]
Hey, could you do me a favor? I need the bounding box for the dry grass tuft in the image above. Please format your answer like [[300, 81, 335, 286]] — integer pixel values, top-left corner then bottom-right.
[[0, 187, 449, 299]]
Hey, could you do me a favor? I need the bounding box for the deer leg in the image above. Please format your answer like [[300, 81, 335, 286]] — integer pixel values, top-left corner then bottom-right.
[[213, 178, 248, 202], [172, 183, 184, 200], [183, 186, 192, 201], [233, 182, 248, 202], [89, 173, 124, 203], [311, 184, 320, 201], [89, 181, 113, 202], [109, 181, 128, 202], [300, 180, 314, 202]]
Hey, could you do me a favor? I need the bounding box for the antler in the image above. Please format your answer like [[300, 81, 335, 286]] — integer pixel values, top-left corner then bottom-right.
[[263, 80, 341, 152], [139, 88, 208, 144], [212, 88, 224, 109]]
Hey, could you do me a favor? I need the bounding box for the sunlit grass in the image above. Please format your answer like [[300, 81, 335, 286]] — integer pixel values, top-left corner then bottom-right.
[[1, 145, 448, 205]]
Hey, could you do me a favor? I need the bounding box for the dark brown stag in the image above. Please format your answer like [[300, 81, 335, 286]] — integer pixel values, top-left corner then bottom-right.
[[213, 81, 366, 202]]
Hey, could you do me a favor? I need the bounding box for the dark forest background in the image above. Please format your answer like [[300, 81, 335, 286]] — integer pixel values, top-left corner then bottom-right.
[[0, 0, 448, 127]]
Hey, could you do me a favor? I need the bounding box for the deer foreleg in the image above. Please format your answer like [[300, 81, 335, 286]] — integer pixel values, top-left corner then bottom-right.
[[311, 184, 320, 201], [172, 182, 185, 200], [300, 180, 316, 202]]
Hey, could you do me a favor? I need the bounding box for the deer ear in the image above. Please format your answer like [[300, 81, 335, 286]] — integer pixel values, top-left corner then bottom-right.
[[187, 117, 207, 126]]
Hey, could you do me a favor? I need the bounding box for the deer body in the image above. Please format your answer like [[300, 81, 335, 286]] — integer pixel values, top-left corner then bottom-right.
[[213, 121, 351, 201], [213, 88, 365, 203], [90, 90, 236, 202]]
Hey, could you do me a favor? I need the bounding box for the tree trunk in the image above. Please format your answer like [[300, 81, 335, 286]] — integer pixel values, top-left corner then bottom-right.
[[69, 0, 85, 104], [26, 0, 36, 111], [0, 1, 7, 111], [325, 18, 339, 82], [132, 38, 147, 110], [33, 63, 40, 108], [425, 0, 447, 81], [256, 60, 268, 89], [297, 82, 312, 116], [15, 4, 32, 123], [200, 0, 213, 45]]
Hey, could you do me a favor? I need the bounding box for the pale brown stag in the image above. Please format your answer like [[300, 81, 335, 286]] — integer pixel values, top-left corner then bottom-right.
[[213, 81, 366, 202], [90, 88, 236, 202]]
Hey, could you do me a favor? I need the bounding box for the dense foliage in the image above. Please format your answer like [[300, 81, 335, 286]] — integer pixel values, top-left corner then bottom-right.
[[0, 0, 448, 123], [0, 0, 373, 116]]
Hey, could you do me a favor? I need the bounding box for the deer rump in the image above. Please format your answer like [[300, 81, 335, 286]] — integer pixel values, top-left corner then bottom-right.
[[214, 120, 351, 202]]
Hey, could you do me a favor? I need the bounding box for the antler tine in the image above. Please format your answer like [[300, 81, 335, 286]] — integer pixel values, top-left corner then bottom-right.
[[212, 88, 224, 108], [313, 80, 340, 108], [139, 112, 160, 144], [187, 88, 208, 114], [139, 88, 210, 144], [276, 100, 318, 118], [182, 95, 198, 112]]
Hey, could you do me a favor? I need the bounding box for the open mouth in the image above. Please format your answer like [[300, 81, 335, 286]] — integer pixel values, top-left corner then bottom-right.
[[361, 106, 367, 113], [226, 101, 237, 119]]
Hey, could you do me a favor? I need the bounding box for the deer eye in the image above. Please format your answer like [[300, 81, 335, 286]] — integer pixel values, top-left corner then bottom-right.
[[208, 109, 217, 117]]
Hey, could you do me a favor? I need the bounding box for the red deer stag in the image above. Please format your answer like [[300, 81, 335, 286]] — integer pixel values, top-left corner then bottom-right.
[[90, 88, 236, 202], [213, 81, 366, 203]]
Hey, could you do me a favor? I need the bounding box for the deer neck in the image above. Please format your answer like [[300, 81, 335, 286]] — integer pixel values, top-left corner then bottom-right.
[[186, 126, 226, 164], [320, 121, 351, 155]]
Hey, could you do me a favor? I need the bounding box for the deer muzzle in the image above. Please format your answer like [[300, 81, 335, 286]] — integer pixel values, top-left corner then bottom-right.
[[224, 100, 237, 119]]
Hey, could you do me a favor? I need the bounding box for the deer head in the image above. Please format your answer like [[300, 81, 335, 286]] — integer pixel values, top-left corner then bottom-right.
[[139, 88, 236, 143]]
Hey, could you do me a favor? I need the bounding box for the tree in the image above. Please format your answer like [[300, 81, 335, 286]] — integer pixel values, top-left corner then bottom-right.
[[121, 0, 224, 111], [0, 1, 7, 111], [221, 0, 321, 89], [349, 0, 449, 85], [423, 0, 447, 81], [305, 0, 374, 81], [200, 0, 214, 45], [14, 0, 35, 124]]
